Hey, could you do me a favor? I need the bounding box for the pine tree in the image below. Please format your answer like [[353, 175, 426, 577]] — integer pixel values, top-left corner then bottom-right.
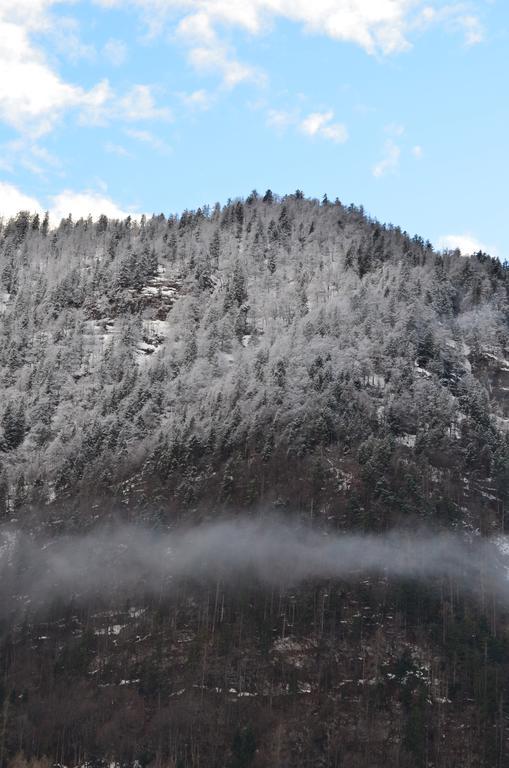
[[1, 402, 26, 450]]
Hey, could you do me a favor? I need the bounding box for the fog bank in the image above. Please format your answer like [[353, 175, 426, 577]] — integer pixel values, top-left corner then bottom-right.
[[0, 520, 507, 613]]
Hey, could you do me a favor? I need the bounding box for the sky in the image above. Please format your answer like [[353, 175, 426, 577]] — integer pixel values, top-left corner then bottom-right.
[[0, 0, 507, 258]]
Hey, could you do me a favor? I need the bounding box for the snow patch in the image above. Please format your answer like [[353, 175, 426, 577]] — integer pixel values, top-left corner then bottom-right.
[[0, 291, 10, 312], [94, 624, 124, 636], [494, 537, 509, 581], [368, 373, 386, 389], [396, 433, 416, 448], [495, 415, 509, 433]]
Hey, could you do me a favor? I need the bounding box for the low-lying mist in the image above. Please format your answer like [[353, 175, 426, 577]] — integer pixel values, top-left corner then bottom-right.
[[0, 519, 507, 616]]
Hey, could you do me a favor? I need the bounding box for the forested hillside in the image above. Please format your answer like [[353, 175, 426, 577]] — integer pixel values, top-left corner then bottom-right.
[[0, 192, 509, 767]]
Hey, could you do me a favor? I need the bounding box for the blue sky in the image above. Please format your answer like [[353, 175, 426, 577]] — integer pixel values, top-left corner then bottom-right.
[[0, 0, 507, 258]]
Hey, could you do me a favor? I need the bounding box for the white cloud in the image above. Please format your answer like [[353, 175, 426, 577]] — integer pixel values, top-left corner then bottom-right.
[[457, 14, 484, 45], [414, 4, 485, 46], [0, 4, 171, 137], [0, 3, 110, 136], [301, 111, 329, 136], [372, 139, 401, 177], [109, 0, 417, 55], [437, 233, 494, 255], [49, 189, 137, 222], [117, 84, 173, 121], [178, 89, 213, 110], [103, 38, 128, 66], [265, 106, 348, 142], [187, 44, 263, 88], [125, 128, 172, 155], [412, 144, 423, 158], [300, 111, 348, 143], [321, 122, 349, 143], [47, 15, 96, 63], [89, 0, 486, 100], [0, 181, 43, 218], [266, 108, 296, 132], [0, 180, 142, 224], [78, 79, 115, 125], [104, 142, 132, 157], [91, 0, 420, 90], [175, 11, 217, 45], [0, 21, 89, 135], [170, 9, 263, 87], [78, 83, 172, 126], [0, 138, 61, 175], [97, 0, 486, 68]]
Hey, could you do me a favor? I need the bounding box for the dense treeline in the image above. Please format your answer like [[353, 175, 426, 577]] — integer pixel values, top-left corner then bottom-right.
[[0, 192, 508, 528], [0, 192, 509, 766], [1, 574, 509, 767], [0, 192, 508, 526]]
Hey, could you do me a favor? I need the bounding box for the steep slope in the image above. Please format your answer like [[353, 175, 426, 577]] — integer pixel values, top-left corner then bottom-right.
[[0, 193, 508, 767]]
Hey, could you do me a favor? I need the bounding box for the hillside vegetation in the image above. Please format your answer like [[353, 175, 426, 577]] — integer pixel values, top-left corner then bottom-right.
[[0, 192, 509, 767]]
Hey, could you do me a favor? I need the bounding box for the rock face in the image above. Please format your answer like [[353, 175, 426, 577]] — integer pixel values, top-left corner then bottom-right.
[[0, 194, 508, 767]]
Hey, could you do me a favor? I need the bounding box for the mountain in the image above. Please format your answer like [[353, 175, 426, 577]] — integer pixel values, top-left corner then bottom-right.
[[0, 192, 508, 767]]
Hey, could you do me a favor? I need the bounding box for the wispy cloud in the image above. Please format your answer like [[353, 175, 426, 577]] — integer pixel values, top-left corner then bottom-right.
[[414, 4, 485, 47], [372, 139, 401, 178], [104, 142, 132, 157], [125, 128, 172, 155], [0, 180, 42, 218], [457, 14, 485, 46], [0, 0, 485, 145], [98, 0, 486, 92], [178, 89, 213, 111], [266, 108, 298, 133], [0, 179, 142, 223], [103, 38, 128, 66], [187, 45, 263, 88], [0, 138, 62, 176], [92, 0, 459, 95], [49, 188, 139, 222], [172, 9, 264, 88], [0, 10, 108, 137], [300, 111, 348, 143], [79, 83, 172, 126], [47, 15, 96, 63], [266, 108, 348, 143], [103, 0, 421, 57], [117, 84, 173, 122], [437, 233, 495, 256], [0, 3, 171, 138]]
